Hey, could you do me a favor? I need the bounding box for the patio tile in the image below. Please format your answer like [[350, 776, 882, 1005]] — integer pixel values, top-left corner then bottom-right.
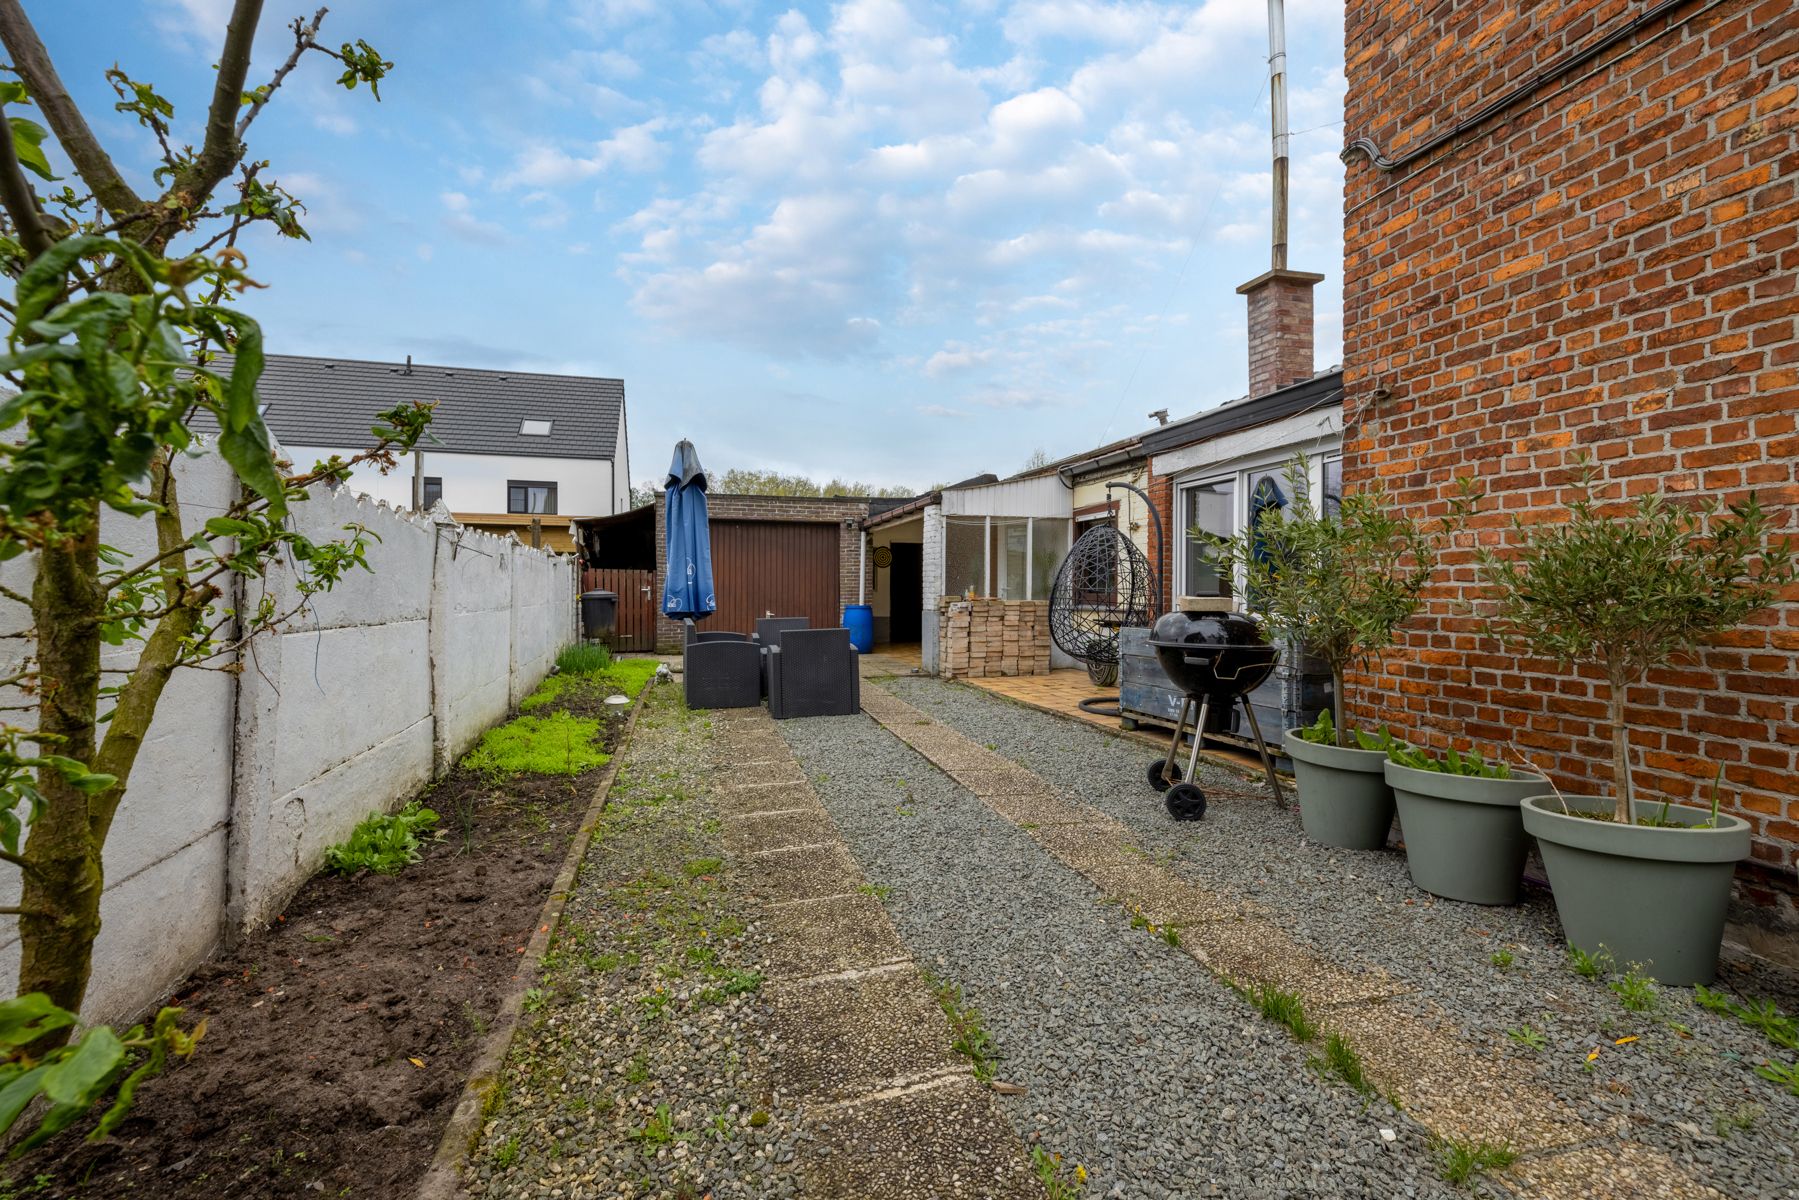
[[1505, 1143, 1729, 1200], [713, 782, 821, 817], [717, 762, 810, 790], [766, 965, 963, 1102], [722, 807, 840, 855], [804, 1076, 1041, 1200], [738, 841, 867, 905], [761, 892, 912, 981], [1182, 917, 1405, 1007]]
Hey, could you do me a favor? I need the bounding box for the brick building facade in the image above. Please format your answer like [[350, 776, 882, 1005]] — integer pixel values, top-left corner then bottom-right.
[[1340, 0, 1799, 924]]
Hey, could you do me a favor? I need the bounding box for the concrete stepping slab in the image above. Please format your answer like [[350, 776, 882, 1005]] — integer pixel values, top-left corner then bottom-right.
[[723, 808, 840, 856], [1506, 1142, 1729, 1200], [1182, 917, 1406, 1007], [738, 841, 867, 905], [717, 761, 808, 788], [762, 892, 912, 981], [714, 782, 820, 817], [804, 1075, 1042, 1200], [767, 965, 964, 1102]]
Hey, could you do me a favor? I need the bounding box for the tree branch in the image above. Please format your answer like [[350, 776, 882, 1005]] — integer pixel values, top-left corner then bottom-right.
[[0, 0, 143, 221], [0, 100, 49, 260], [172, 0, 266, 212], [237, 8, 327, 141]]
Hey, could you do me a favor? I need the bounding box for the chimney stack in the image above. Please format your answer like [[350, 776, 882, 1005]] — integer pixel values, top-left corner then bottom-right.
[[1237, 267, 1323, 397]]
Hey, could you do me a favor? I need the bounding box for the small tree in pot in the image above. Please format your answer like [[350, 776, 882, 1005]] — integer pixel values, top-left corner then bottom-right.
[[1204, 458, 1472, 849], [1476, 462, 1795, 982]]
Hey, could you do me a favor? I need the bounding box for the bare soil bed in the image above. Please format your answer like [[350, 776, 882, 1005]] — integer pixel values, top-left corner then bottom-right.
[[10, 679, 636, 1199]]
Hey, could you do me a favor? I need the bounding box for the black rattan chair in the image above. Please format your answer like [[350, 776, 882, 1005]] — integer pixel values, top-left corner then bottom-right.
[[754, 616, 809, 645], [767, 628, 860, 719], [684, 639, 762, 709]]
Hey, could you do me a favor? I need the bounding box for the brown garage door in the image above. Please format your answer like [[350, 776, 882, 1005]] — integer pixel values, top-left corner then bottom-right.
[[708, 520, 840, 633]]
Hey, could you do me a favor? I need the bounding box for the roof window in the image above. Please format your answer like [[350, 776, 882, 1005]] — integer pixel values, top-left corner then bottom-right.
[[519, 419, 553, 436]]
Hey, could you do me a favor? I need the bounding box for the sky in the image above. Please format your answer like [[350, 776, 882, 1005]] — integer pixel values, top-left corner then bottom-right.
[[33, 0, 1348, 493]]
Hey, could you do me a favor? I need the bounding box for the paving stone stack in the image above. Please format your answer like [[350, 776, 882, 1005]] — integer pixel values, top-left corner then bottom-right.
[[936, 599, 1051, 679]]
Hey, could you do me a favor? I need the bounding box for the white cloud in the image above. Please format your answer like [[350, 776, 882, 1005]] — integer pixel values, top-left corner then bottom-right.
[[440, 192, 510, 244], [511, 120, 671, 187]]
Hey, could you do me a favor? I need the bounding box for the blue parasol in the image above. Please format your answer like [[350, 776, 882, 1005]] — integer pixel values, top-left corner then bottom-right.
[[662, 440, 716, 620]]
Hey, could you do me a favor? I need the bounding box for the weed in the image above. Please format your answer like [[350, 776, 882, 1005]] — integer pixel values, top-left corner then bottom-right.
[[683, 857, 724, 878], [463, 710, 609, 776], [857, 882, 893, 901], [324, 801, 440, 874], [1755, 1059, 1799, 1097], [1713, 1103, 1762, 1137], [1489, 948, 1514, 970], [1610, 963, 1658, 1014], [1249, 982, 1317, 1042], [1161, 924, 1182, 948], [926, 973, 1001, 1082], [711, 1112, 734, 1139], [624, 1053, 651, 1085], [1567, 944, 1612, 979], [1029, 1145, 1088, 1199], [1311, 1033, 1375, 1097], [633, 1103, 692, 1147], [522, 987, 550, 1013], [480, 1080, 508, 1121], [1695, 986, 1799, 1051], [556, 642, 612, 673], [639, 990, 674, 1021], [492, 1136, 521, 1168], [1505, 1023, 1547, 1052], [697, 970, 763, 1006], [1433, 1136, 1516, 1185], [302, 932, 335, 943]]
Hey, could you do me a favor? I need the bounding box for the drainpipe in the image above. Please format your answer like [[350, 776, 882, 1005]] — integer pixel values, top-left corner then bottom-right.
[[857, 528, 866, 604]]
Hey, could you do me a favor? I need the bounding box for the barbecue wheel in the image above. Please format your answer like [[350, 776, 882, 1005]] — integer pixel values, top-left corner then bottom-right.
[[1164, 782, 1208, 821], [1146, 758, 1182, 792]]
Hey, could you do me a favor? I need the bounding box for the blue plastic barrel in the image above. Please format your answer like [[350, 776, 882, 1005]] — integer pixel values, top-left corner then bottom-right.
[[842, 604, 874, 653]]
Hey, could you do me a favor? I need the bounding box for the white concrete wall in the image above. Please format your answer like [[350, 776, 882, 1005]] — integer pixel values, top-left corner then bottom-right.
[[287, 446, 618, 518], [0, 447, 576, 1023]]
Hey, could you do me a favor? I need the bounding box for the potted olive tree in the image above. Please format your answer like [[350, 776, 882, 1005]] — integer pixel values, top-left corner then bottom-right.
[[1478, 469, 1794, 983], [1212, 460, 1470, 851], [1378, 741, 1547, 905]]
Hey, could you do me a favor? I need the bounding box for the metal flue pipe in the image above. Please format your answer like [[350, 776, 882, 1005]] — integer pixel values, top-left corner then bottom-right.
[[1266, 0, 1290, 271]]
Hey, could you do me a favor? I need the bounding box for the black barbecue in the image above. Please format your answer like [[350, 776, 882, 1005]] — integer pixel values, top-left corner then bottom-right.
[[1145, 607, 1287, 819]]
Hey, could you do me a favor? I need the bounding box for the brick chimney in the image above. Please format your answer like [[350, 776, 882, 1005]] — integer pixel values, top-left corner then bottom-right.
[[1236, 267, 1324, 397]]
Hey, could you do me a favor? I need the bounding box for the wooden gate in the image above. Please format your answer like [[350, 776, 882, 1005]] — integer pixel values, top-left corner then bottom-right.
[[708, 520, 840, 633], [580, 568, 657, 651]]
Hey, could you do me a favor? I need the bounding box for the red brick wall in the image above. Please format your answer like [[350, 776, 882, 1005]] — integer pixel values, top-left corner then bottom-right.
[[1239, 270, 1325, 398], [1341, 0, 1799, 912], [653, 493, 870, 648]]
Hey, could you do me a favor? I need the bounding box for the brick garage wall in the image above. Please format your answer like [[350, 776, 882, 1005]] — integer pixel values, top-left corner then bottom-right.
[[654, 494, 870, 648], [1341, 0, 1799, 920]]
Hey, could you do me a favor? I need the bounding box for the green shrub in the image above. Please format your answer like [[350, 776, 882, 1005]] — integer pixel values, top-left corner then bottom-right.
[[325, 801, 440, 874], [462, 711, 608, 776], [556, 642, 613, 674]]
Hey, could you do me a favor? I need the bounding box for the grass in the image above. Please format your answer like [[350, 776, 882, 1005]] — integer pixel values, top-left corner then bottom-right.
[[556, 642, 613, 673], [520, 657, 662, 713], [462, 710, 609, 776], [857, 882, 893, 901], [491, 1137, 521, 1169], [1695, 985, 1799, 1051], [1433, 1136, 1517, 1185], [1505, 1023, 1547, 1052], [1310, 1033, 1375, 1097], [926, 973, 1001, 1083], [323, 801, 439, 874], [1247, 982, 1317, 1042], [1713, 1103, 1762, 1137], [1029, 1145, 1088, 1199], [1489, 948, 1514, 971], [1609, 963, 1659, 1014], [1755, 1059, 1799, 1096], [1567, 944, 1612, 979]]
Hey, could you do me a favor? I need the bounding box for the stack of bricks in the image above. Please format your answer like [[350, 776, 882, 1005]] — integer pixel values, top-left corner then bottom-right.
[[936, 599, 1052, 679]]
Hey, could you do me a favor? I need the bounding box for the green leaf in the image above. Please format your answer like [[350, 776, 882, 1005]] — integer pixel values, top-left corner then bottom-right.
[[41, 1025, 125, 1108], [0, 993, 76, 1051], [217, 421, 287, 516], [8, 116, 57, 181], [13, 235, 113, 327], [0, 1065, 48, 1138], [204, 516, 260, 538]]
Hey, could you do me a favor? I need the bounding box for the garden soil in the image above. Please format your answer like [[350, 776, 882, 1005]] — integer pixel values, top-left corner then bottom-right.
[[12, 687, 633, 1199]]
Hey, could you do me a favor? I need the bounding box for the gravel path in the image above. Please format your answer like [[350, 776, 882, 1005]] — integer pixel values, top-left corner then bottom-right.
[[777, 708, 1464, 1200], [464, 686, 806, 1200], [882, 676, 1799, 1199]]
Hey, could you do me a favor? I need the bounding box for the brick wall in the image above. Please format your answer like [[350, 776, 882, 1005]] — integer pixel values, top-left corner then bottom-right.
[[654, 493, 871, 648], [937, 599, 1052, 678], [1341, 0, 1799, 919], [1238, 269, 1326, 398]]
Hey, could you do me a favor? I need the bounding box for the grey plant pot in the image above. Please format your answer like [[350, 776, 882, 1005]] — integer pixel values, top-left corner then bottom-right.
[[1282, 731, 1394, 851], [1385, 762, 1548, 905], [1521, 795, 1751, 986]]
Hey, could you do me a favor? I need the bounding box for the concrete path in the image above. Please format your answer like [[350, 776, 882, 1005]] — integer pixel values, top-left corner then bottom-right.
[[855, 684, 1730, 1200]]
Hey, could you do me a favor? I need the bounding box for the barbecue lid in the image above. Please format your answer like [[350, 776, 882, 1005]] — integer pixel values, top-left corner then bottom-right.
[[1147, 607, 1267, 649]]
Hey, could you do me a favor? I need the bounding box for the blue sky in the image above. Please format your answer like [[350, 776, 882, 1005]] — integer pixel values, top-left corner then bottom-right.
[[36, 0, 1347, 492]]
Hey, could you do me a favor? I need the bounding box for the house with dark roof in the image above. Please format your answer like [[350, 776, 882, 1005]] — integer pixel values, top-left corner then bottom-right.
[[250, 354, 629, 552]]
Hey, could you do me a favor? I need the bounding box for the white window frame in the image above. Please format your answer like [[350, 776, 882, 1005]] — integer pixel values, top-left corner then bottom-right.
[[1174, 454, 1337, 601]]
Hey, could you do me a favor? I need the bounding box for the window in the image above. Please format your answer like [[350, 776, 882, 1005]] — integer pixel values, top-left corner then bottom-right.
[[990, 519, 1029, 599], [943, 518, 984, 598], [1029, 519, 1070, 604], [507, 480, 557, 514], [1179, 478, 1234, 597], [421, 476, 443, 509], [1321, 456, 1343, 518], [1072, 514, 1117, 606], [519, 418, 553, 436]]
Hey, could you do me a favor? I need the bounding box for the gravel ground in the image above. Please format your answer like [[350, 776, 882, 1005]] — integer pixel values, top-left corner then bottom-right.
[[465, 686, 807, 1200], [778, 708, 1466, 1200], [882, 676, 1799, 1199]]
